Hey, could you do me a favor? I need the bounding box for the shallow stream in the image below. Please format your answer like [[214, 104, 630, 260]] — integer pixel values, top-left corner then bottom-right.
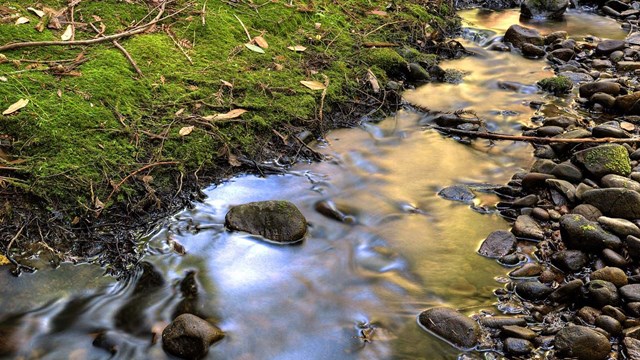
[[0, 9, 627, 360]]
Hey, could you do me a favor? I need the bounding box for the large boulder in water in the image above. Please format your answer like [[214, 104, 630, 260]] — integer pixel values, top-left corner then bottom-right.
[[162, 314, 224, 359], [503, 25, 544, 49], [225, 200, 307, 243], [521, 0, 569, 19], [418, 307, 480, 349]]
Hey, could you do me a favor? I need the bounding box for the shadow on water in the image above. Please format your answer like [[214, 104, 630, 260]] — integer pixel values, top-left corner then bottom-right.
[[0, 8, 626, 360]]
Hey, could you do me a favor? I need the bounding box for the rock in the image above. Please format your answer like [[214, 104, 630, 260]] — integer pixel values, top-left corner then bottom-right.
[[615, 92, 640, 114], [512, 215, 545, 240], [407, 63, 430, 82], [627, 32, 640, 46], [162, 314, 224, 359], [551, 250, 588, 272], [617, 61, 640, 71], [602, 5, 621, 17], [504, 25, 544, 49], [532, 207, 550, 221], [587, 280, 620, 307], [606, 0, 630, 12], [509, 263, 544, 277], [513, 194, 539, 206], [438, 185, 475, 203], [596, 40, 627, 55], [521, 43, 546, 58], [417, 307, 480, 349], [515, 281, 553, 301], [549, 48, 575, 62], [591, 93, 617, 109], [225, 200, 307, 243], [502, 325, 537, 340], [521, 0, 569, 19], [537, 126, 564, 137], [592, 59, 613, 69], [572, 204, 603, 221], [624, 337, 640, 359], [552, 162, 583, 182], [551, 129, 593, 154], [555, 325, 611, 360], [531, 159, 557, 173], [545, 31, 568, 44], [592, 267, 628, 287], [621, 284, 640, 302], [560, 214, 622, 251], [626, 235, 640, 259], [549, 279, 585, 303], [595, 315, 622, 336], [522, 173, 556, 192], [479, 316, 527, 328], [602, 305, 626, 322], [546, 179, 577, 202], [544, 116, 576, 128], [579, 82, 621, 99], [598, 216, 640, 237], [625, 325, 640, 339], [504, 337, 534, 355], [478, 230, 517, 258], [573, 144, 631, 178], [559, 71, 594, 83], [582, 188, 640, 219], [577, 306, 602, 325], [601, 174, 640, 192], [602, 248, 628, 268], [593, 123, 629, 138]]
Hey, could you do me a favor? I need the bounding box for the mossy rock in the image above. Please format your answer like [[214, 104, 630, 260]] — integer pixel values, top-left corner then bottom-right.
[[361, 48, 408, 78], [573, 144, 631, 178], [225, 200, 307, 243], [538, 76, 573, 95]]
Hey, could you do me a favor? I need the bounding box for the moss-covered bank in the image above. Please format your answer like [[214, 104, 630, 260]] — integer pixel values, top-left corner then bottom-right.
[[0, 0, 458, 272]]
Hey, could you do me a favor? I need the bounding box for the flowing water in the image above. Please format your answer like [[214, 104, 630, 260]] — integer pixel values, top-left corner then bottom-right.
[[0, 9, 627, 360]]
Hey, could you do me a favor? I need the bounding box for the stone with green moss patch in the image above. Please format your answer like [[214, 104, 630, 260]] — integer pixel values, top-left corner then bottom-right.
[[537, 76, 573, 95], [573, 144, 631, 178]]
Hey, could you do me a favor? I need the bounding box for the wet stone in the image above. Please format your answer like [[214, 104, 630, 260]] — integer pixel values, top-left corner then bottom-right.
[[592, 267, 628, 287], [225, 200, 307, 243], [582, 188, 640, 220], [513, 194, 538, 207], [552, 161, 583, 183], [534, 145, 556, 159], [555, 325, 611, 360], [577, 306, 602, 325], [627, 303, 640, 318], [530, 159, 557, 174], [549, 279, 585, 303], [532, 207, 550, 221], [598, 216, 640, 238], [624, 325, 640, 339], [499, 253, 526, 266], [509, 263, 544, 278], [521, 43, 546, 58], [626, 235, 640, 259], [549, 48, 575, 62], [621, 284, 640, 302], [504, 25, 544, 49], [615, 92, 640, 114], [560, 214, 622, 251], [479, 316, 527, 329], [624, 337, 640, 360], [597, 40, 627, 55], [551, 250, 588, 272], [478, 230, 517, 258], [601, 174, 640, 192], [587, 280, 620, 307], [602, 248, 628, 268], [504, 337, 534, 356], [502, 325, 537, 340], [543, 116, 576, 128], [572, 204, 603, 221], [162, 314, 224, 360], [602, 305, 626, 322], [595, 315, 622, 336], [546, 179, 577, 203], [522, 173, 556, 191], [579, 82, 621, 98], [559, 71, 594, 83], [515, 281, 553, 301], [512, 215, 545, 240], [573, 144, 631, 178], [417, 307, 480, 349], [593, 123, 629, 138], [437, 185, 476, 203]]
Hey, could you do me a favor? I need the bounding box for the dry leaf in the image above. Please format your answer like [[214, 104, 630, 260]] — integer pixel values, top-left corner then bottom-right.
[[178, 126, 194, 136], [175, 108, 185, 116], [228, 153, 241, 167], [203, 108, 248, 121], [92, 15, 102, 22], [366, 69, 380, 94], [221, 80, 233, 87], [27, 7, 45, 18], [35, 15, 49, 32], [57, 89, 62, 97], [2, 99, 29, 115], [141, 175, 153, 184], [367, 10, 388, 16], [71, 216, 80, 225], [254, 36, 269, 49], [48, 15, 61, 30], [300, 80, 326, 90], [61, 25, 73, 41], [0, 54, 6, 64], [0, 255, 9, 266], [244, 43, 265, 54], [94, 197, 105, 210], [0, 76, 6, 82], [15, 17, 29, 25], [287, 45, 307, 52]]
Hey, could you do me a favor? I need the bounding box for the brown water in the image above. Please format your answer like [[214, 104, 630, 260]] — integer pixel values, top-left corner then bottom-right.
[[0, 9, 627, 360]]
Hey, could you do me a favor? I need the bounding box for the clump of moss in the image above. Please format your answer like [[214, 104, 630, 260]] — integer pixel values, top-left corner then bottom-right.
[[537, 76, 573, 95], [361, 48, 408, 78], [583, 144, 632, 176]]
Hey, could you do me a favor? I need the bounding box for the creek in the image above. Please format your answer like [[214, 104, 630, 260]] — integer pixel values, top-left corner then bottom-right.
[[0, 8, 627, 360]]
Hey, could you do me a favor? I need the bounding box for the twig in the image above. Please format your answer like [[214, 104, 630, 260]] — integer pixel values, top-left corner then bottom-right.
[[363, 42, 398, 48], [202, 0, 207, 26], [233, 14, 252, 42], [319, 74, 329, 123], [103, 161, 178, 207], [6, 224, 25, 253], [363, 20, 406, 37], [431, 126, 640, 144], [0, 1, 168, 52], [165, 27, 194, 65], [113, 40, 144, 76], [69, 0, 81, 41]]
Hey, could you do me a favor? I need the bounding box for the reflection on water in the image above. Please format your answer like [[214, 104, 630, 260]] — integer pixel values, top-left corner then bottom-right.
[[0, 7, 618, 360]]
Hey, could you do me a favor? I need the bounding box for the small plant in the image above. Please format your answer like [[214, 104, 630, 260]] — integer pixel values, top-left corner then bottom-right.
[[537, 76, 573, 95]]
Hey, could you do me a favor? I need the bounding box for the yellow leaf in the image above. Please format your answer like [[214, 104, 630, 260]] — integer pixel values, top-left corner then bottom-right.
[[287, 45, 307, 52], [179, 126, 194, 136], [254, 36, 269, 49], [2, 98, 29, 115], [27, 7, 45, 18], [61, 25, 73, 41], [0, 255, 9, 266], [15, 17, 29, 25], [203, 108, 248, 121], [300, 80, 326, 90], [367, 10, 388, 16], [221, 80, 233, 87], [366, 69, 380, 94], [175, 108, 185, 116]]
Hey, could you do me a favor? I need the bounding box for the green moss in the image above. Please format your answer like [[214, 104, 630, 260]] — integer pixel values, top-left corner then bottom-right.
[[580, 224, 596, 231], [537, 76, 573, 95], [583, 145, 632, 176], [361, 48, 408, 78]]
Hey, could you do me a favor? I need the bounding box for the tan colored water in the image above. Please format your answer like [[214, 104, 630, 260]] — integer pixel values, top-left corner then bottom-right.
[[0, 9, 626, 360]]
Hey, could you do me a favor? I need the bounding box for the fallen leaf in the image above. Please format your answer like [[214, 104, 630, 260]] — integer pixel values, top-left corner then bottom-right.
[[35, 15, 49, 32], [300, 80, 326, 90], [244, 43, 265, 54], [141, 175, 153, 184], [0, 255, 9, 266], [57, 89, 62, 97], [367, 10, 388, 16], [366, 69, 380, 94], [71, 216, 80, 225], [2, 99, 29, 115], [287, 45, 307, 52], [221, 79, 233, 87], [273, 63, 284, 71], [27, 7, 45, 18], [0, 54, 6, 64], [94, 197, 105, 210], [254, 36, 269, 49], [61, 25, 73, 41], [174, 108, 185, 116], [178, 126, 194, 136], [15, 17, 29, 25], [314, 23, 321, 29], [0, 76, 6, 82], [228, 153, 241, 167], [203, 108, 248, 121], [92, 15, 102, 22], [47, 15, 61, 30]]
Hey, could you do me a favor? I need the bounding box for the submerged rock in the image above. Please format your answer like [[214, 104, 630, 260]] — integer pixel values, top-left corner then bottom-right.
[[478, 230, 517, 258], [437, 185, 476, 203], [521, 0, 569, 20], [162, 314, 224, 359], [418, 307, 480, 349], [225, 200, 307, 243]]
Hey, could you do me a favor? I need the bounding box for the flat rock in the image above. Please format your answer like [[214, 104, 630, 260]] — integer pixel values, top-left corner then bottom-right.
[[509, 263, 544, 278], [615, 92, 640, 114], [546, 178, 576, 203], [521, 43, 546, 58], [624, 337, 640, 360], [593, 123, 629, 138], [559, 71, 594, 83], [552, 161, 583, 182], [418, 307, 480, 349], [515, 281, 553, 301], [555, 325, 611, 360], [598, 216, 640, 237], [572, 204, 602, 221], [225, 200, 307, 243], [596, 40, 627, 55], [504, 25, 544, 49], [582, 188, 640, 219], [617, 61, 640, 71], [504, 337, 534, 355], [560, 214, 622, 251], [512, 215, 545, 240], [549, 48, 575, 61], [579, 82, 621, 98], [551, 250, 588, 272], [438, 185, 476, 203], [621, 284, 640, 302], [478, 230, 517, 258], [479, 316, 527, 328], [573, 144, 631, 178], [162, 314, 224, 359], [601, 174, 640, 192], [627, 32, 640, 46]]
